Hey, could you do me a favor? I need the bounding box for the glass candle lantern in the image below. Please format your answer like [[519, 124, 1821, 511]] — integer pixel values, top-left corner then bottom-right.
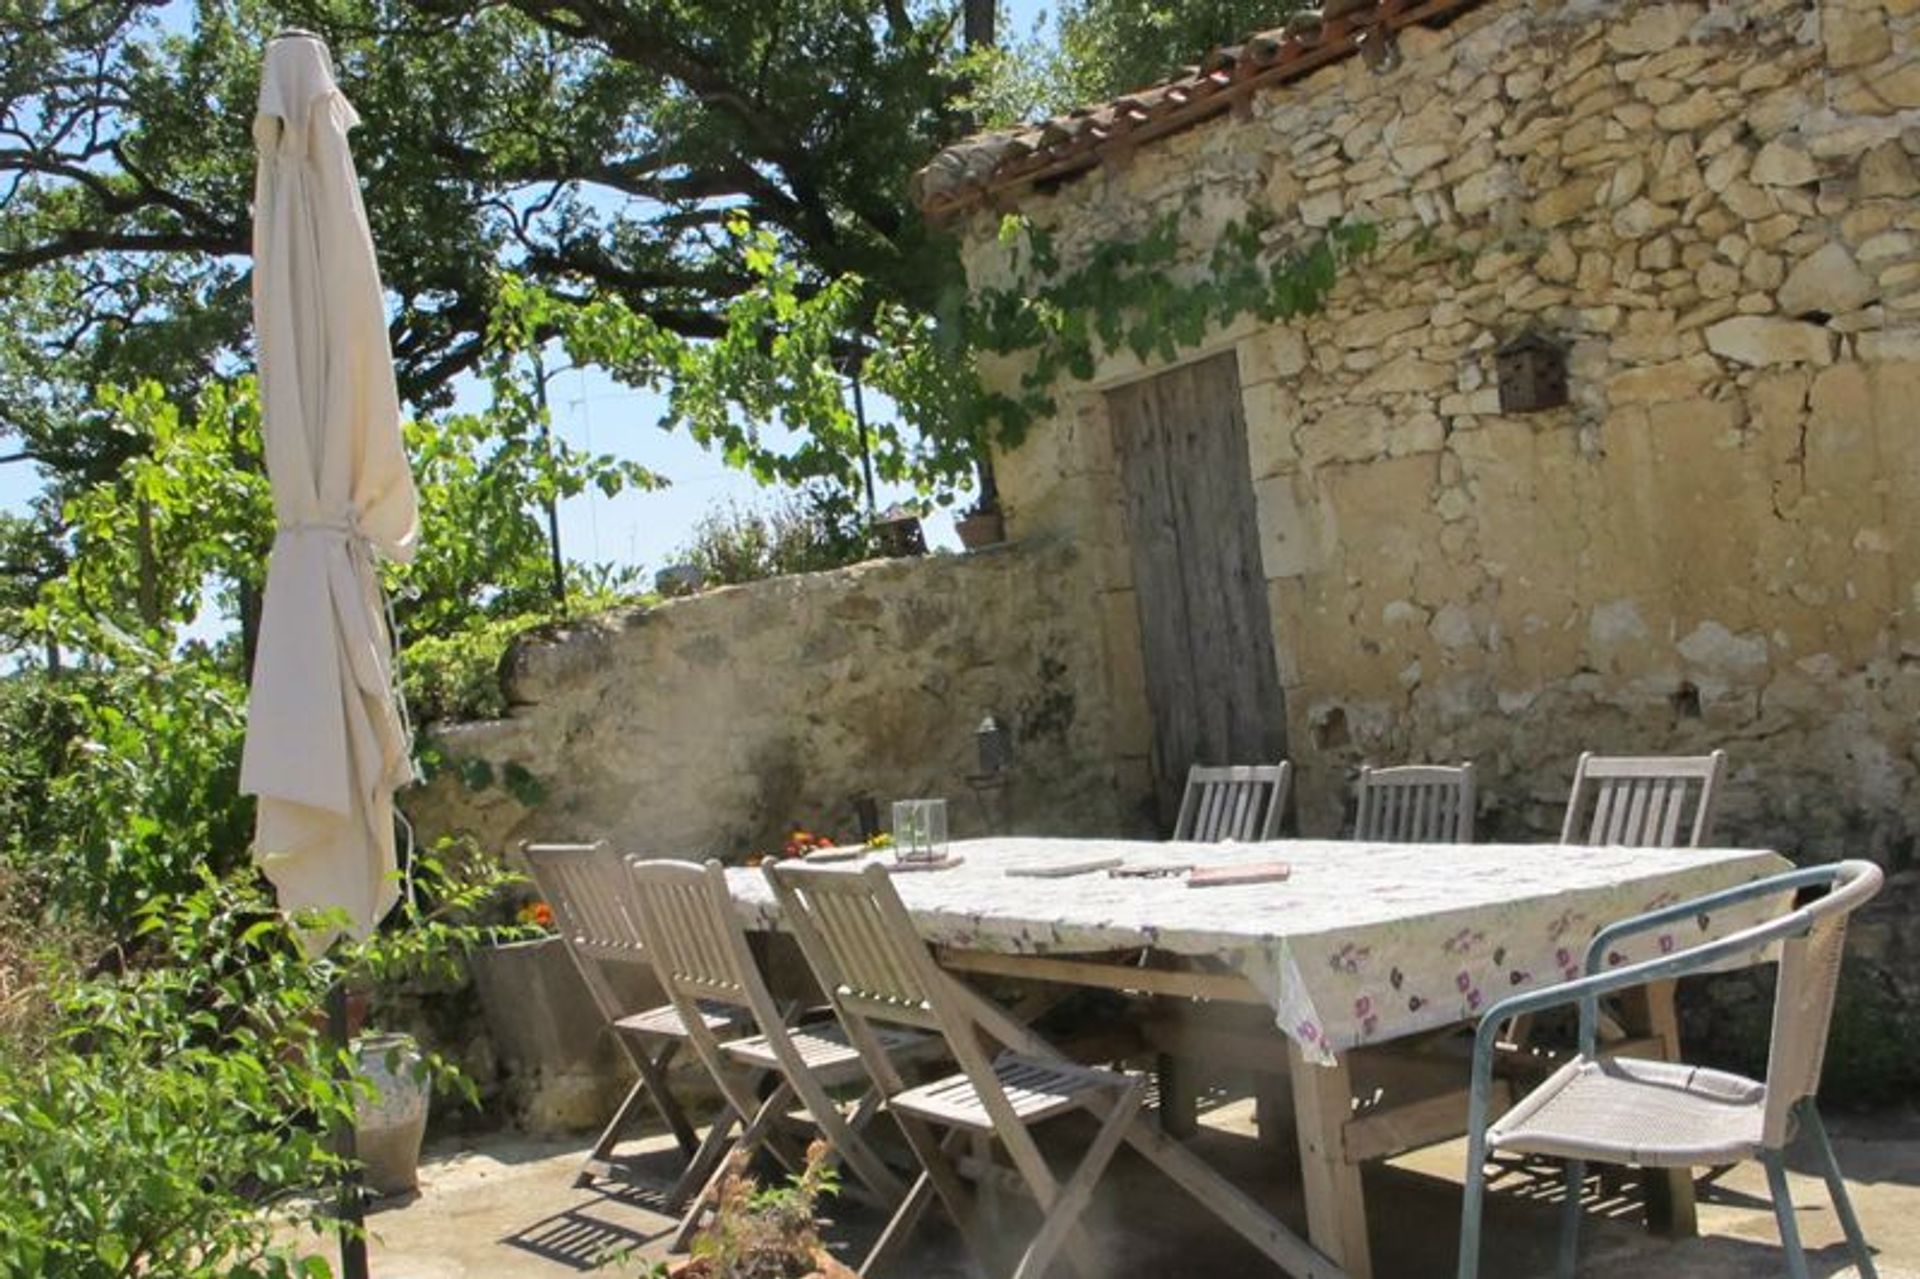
[[891, 798, 949, 863]]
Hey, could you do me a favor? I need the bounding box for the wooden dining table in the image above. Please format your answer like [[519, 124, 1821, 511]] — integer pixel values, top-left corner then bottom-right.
[[725, 836, 1790, 1279]]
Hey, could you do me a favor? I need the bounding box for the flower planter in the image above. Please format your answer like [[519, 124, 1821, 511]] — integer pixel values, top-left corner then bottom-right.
[[955, 507, 1006, 550], [470, 934, 654, 1131], [353, 1032, 430, 1197], [871, 507, 927, 558]]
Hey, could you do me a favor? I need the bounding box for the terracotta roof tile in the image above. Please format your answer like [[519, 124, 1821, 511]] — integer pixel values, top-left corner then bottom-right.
[[912, 0, 1489, 220]]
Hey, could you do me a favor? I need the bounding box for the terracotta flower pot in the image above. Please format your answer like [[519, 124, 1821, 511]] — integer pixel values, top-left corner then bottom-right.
[[955, 507, 1005, 550]]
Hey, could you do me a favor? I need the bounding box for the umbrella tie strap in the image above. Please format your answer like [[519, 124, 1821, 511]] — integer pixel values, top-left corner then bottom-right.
[[278, 510, 423, 809]]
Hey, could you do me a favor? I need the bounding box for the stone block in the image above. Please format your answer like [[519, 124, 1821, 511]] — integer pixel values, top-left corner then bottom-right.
[[1870, 58, 1920, 109], [1858, 140, 1920, 197], [1751, 136, 1821, 186], [1242, 381, 1301, 478], [1530, 176, 1604, 229], [1253, 472, 1328, 579], [1778, 242, 1876, 316], [1704, 315, 1838, 364], [1238, 326, 1310, 382], [1605, 3, 1705, 55], [1607, 354, 1720, 403], [1824, 5, 1893, 68], [1355, 356, 1454, 395]]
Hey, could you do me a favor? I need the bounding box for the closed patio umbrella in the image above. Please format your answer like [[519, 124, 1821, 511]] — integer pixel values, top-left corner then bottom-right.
[[241, 31, 417, 946]]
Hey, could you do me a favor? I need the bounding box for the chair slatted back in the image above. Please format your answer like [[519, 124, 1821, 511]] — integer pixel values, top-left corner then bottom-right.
[[625, 856, 911, 1198], [1354, 764, 1476, 843], [764, 862, 942, 1034], [767, 863, 1056, 1130], [1172, 762, 1291, 842], [523, 841, 650, 1023], [767, 858, 1129, 1262], [624, 859, 762, 1011], [1559, 751, 1727, 848], [523, 841, 647, 965]]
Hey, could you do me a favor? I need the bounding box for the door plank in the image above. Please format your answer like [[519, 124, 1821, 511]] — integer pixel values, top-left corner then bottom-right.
[[1108, 352, 1289, 828]]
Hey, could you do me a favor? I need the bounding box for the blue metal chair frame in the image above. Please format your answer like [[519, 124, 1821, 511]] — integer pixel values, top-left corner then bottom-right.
[[1457, 861, 1882, 1279]]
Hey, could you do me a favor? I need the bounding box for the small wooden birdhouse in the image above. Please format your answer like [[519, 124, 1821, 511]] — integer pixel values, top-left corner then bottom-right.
[[1495, 331, 1569, 413]]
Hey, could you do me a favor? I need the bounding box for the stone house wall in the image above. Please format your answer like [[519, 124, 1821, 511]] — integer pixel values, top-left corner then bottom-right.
[[406, 539, 1147, 865], [956, 0, 1920, 863]]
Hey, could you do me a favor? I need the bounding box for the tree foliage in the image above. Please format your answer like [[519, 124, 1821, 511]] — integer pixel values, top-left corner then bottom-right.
[[1054, 0, 1308, 104], [0, 0, 978, 471]]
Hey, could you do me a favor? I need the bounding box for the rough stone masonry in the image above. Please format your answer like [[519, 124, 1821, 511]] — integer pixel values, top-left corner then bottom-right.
[[954, 0, 1920, 874], [925, 0, 1920, 1082]]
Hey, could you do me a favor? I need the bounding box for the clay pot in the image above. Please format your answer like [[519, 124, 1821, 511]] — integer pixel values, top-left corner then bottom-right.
[[955, 507, 1005, 550]]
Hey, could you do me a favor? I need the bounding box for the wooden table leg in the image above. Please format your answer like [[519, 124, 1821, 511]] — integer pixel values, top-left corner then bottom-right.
[[1289, 1043, 1372, 1279], [1158, 1051, 1199, 1138], [1626, 980, 1698, 1237]]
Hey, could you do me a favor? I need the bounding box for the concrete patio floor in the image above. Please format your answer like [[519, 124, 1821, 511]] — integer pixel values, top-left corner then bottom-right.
[[344, 1101, 1920, 1279]]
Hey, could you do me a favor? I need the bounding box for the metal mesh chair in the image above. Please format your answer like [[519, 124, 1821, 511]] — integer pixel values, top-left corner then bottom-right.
[[1559, 751, 1727, 848], [1457, 859, 1884, 1279], [1172, 762, 1291, 842], [1353, 763, 1476, 843], [624, 857, 928, 1250], [523, 842, 736, 1194]]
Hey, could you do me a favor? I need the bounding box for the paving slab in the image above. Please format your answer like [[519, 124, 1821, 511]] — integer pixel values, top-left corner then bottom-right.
[[330, 1104, 1920, 1278]]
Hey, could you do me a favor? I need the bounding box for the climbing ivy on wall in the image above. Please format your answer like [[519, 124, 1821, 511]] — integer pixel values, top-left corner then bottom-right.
[[967, 204, 1379, 440]]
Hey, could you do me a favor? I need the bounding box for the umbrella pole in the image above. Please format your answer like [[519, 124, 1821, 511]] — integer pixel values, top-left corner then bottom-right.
[[327, 980, 371, 1279]]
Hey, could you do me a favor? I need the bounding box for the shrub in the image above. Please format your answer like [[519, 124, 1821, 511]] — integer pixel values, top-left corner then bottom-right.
[[0, 643, 251, 926], [0, 850, 517, 1279], [677, 489, 873, 588], [678, 1139, 846, 1279], [401, 611, 541, 724]]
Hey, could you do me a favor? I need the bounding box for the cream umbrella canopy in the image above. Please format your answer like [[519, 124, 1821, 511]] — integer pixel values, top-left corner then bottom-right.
[[241, 33, 418, 945]]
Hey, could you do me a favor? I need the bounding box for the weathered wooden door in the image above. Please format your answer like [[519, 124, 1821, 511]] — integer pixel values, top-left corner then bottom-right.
[[1107, 351, 1288, 829]]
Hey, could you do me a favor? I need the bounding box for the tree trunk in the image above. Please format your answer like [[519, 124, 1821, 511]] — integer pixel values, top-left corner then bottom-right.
[[964, 0, 995, 49], [135, 496, 160, 631]]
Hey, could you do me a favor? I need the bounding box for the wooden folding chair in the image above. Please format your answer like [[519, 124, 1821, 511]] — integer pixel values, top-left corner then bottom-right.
[[623, 858, 928, 1251], [1163, 761, 1293, 1137], [1509, 751, 1729, 1082], [765, 859, 1152, 1279], [1172, 761, 1291, 841], [1559, 750, 1727, 848], [522, 842, 738, 1195], [1353, 763, 1476, 843]]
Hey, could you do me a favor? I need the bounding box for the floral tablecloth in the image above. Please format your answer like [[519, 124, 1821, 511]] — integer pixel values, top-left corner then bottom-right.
[[725, 838, 1790, 1065]]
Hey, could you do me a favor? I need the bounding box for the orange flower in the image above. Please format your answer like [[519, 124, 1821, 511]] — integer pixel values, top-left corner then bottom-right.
[[518, 900, 555, 929]]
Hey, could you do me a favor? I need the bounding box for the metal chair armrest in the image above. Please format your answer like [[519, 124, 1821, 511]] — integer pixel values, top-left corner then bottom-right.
[[1468, 902, 1809, 1127]]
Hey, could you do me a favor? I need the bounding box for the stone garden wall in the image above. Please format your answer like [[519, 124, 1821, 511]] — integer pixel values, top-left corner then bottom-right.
[[407, 538, 1142, 868], [957, 0, 1920, 867]]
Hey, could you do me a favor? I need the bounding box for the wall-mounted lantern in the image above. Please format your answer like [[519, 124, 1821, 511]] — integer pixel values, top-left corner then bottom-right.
[[975, 714, 1013, 776], [969, 713, 1013, 836], [1494, 331, 1569, 414]]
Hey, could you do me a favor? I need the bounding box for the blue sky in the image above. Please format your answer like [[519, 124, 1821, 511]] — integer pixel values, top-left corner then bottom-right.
[[1, 1, 1059, 584]]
